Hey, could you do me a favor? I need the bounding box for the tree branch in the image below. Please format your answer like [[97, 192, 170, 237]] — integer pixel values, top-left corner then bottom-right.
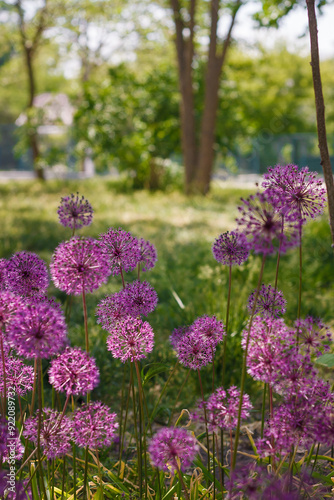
[[306, 0, 334, 248]]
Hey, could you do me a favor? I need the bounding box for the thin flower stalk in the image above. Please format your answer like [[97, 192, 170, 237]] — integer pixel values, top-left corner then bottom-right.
[[197, 368, 210, 482], [150, 361, 179, 424], [168, 369, 191, 425], [133, 357, 148, 500], [232, 255, 266, 470]]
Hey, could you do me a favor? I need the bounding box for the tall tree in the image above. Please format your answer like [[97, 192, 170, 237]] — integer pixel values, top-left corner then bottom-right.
[[0, 0, 62, 179], [169, 0, 242, 193]]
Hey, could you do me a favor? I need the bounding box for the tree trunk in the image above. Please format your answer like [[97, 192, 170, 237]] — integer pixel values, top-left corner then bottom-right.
[[195, 0, 240, 194], [306, 0, 334, 248], [170, 0, 198, 193]]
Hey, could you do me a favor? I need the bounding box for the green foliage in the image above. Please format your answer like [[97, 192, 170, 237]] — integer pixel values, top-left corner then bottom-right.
[[73, 63, 181, 188]]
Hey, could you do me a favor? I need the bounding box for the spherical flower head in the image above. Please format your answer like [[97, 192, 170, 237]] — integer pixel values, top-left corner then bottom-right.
[[149, 427, 199, 473], [190, 315, 225, 348], [51, 236, 111, 295], [0, 356, 34, 396], [0, 291, 25, 335], [6, 251, 49, 297], [138, 238, 158, 272], [7, 302, 67, 359], [28, 295, 63, 313], [106, 317, 154, 362], [73, 401, 118, 450], [242, 316, 290, 385], [295, 316, 332, 356], [262, 164, 326, 223], [212, 230, 250, 266], [49, 346, 99, 396], [0, 259, 7, 291], [57, 192, 93, 229], [99, 227, 141, 276], [226, 465, 267, 500], [236, 191, 299, 255], [96, 294, 127, 331], [118, 280, 158, 318], [273, 348, 317, 397], [172, 328, 215, 370], [23, 408, 73, 459], [247, 283, 286, 318], [203, 385, 252, 431], [169, 326, 188, 350]]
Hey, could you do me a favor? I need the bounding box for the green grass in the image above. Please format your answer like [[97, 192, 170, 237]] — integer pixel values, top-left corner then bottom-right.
[[1, 177, 333, 413]]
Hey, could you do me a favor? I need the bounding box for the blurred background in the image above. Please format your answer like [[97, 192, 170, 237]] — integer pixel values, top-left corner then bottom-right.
[[0, 0, 334, 192]]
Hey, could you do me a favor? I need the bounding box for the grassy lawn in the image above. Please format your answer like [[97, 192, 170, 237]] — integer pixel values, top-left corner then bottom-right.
[[1, 177, 333, 414]]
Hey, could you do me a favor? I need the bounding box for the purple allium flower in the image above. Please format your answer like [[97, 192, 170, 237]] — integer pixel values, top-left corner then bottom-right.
[[262, 164, 326, 223], [212, 230, 250, 266], [57, 193, 93, 230], [0, 474, 28, 500], [273, 349, 317, 397], [51, 237, 111, 295], [169, 326, 188, 350], [236, 191, 299, 255], [242, 316, 289, 385], [149, 427, 199, 473], [203, 386, 252, 431], [190, 315, 225, 348], [73, 402, 118, 450], [96, 294, 127, 331], [28, 295, 63, 313], [0, 259, 7, 291], [6, 251, 49, 297], [0, 418, 24, 462], [49, 347, 99, 396], [23, 409, 73, 459], [138, 238, 157, 272], [0, 356, 34, 396], [247, 284, 286, 318], [172, 327, 215, 370], [99, 227, 141, 276], [295, 316, 332, 356], [226, 465, 266, 500], [118, 280, 158, 317], [106, 317, 154, 362], [0, 291, 25, 334], [7, 302, 67, 359]]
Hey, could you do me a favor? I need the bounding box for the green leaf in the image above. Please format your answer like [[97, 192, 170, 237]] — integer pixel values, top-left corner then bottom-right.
[[141, 363, 169, 386], [315, 353, 334, 369], [162, 483, 179, 500]]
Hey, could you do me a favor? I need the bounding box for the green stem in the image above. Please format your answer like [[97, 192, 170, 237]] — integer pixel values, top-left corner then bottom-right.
[[168, 369, 191, 425], [130, 362, 141, 498], [261, 383, 267, 439], [232, 255, 266, 470], [120, 265, 126, 289], [134, 358, 147, 500], [222, 264, 232, 386], [197, 369, 210, 481], [84, 446, 89, 500], [119, 365, 132, 473], [297, 224, 303, 324], [37, 358, 47, 499], [175, 462, 190, 500], [71, 396, 77, 500], [82, 287, 89, 353], [150, 362, 179, 424]]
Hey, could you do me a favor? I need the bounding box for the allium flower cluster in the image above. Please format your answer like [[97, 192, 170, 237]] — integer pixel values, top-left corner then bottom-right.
[[73, 402, 118, 449], [96, 294, 127, 331], [0, 418, 24, 462], [190, 315, 225, 348], [203, 386, 252, 431], [149, 427, 199, 473], [0, 291, 25, 334], [247, 284, 286, 318], [51, 237, 111, 295], [236, 191, 299, 255], [138, 238, 158, 272], [117, 280, 158, 317], [242, 316, 290, 385], [262, 164, 326, 223], [23, 409, 73, 459], [49, 347, 99, 395], [295, 316, 331, 356], [171, 327, 214, 370], [5, 251, 49, 297], [57, 193, 93, 229], [7, 302, 67, 359], [106, 317, 154, 362], [212, 230, 249, 266], [0, 356, 34, 396], [273, 349, 317, 397], [99, 227, 141, 276]]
